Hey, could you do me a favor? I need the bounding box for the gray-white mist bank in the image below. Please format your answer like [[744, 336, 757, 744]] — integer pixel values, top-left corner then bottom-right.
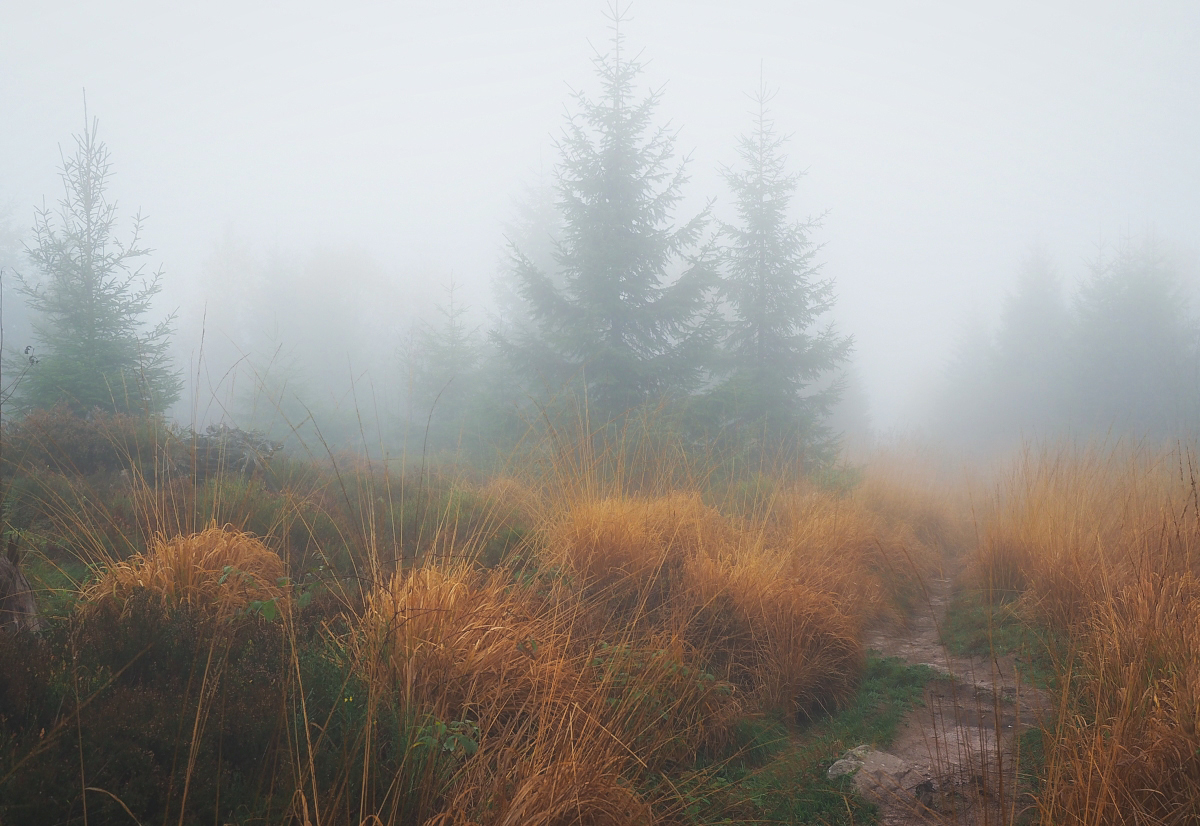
[[2, 0, 1198, 436]]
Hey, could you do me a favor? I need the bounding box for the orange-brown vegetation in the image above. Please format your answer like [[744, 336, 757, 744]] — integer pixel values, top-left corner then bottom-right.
[[972, 445, 1200, 825], [1, 408, 965, 824], [84, 522, 289, 619]]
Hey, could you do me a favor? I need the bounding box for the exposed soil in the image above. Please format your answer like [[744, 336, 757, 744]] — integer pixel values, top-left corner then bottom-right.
[[857, 577, 1053, 825]]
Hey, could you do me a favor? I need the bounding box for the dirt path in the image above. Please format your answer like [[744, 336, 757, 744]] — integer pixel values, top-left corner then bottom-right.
[[849, 577, 1053, 825]]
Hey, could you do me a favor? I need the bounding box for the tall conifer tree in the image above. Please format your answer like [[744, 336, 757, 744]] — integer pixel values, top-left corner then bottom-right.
[[16, 112, 179, 415], [497, 9, 716, 422], [716, 85, 850, 452], [404, 278, 483, 444], [1070, 238, 1200, 435]]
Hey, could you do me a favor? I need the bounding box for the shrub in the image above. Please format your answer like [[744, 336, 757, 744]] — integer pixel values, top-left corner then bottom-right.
[[0, 592, 294, 825], [2, 405, 158, 477]]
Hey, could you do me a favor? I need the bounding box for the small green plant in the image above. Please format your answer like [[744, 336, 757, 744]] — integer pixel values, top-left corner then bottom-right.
[[684, 654, 941, 824], [414, 717, 481, 758]]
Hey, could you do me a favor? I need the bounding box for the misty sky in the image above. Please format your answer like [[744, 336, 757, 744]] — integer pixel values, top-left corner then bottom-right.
[[2, 1, 1198, 430]]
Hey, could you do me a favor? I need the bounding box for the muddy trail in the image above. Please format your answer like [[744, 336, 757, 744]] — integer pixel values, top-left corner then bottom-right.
[[842, 577, 1053, 825]]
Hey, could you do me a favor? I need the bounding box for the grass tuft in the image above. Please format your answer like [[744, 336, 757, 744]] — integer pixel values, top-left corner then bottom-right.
[[971, 444, 1200, 825], [83, 522, 288, 620]]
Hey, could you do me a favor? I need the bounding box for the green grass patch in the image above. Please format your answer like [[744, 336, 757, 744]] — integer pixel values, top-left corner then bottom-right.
[[24, 550, 90, 620], [1014, 725, 1047, 796], [940, 588, 1060, 824], [693, 654, 942, 824], [941, 589, 1063, 689]]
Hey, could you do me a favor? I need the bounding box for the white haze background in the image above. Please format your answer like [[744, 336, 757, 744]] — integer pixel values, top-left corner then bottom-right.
[[1, 0, 1198, 432]]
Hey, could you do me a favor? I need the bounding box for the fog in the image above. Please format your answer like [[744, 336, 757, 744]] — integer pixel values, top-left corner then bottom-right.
[[2, 0, 1198, 448]]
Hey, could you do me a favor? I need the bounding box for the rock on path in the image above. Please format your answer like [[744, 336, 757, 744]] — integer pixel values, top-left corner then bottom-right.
[[850, 578, 1052, 825]]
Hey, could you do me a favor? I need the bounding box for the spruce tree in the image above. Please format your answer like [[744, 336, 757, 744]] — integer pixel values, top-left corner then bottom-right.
[[715, 86, 850, 452], [1070, 238, 1200, 435], [497, 11, 717, 422], [405, 278, 483, 441], [989, 247, 1070, 438], [492, 178, 561, 347], [16, 112, 180, 415]]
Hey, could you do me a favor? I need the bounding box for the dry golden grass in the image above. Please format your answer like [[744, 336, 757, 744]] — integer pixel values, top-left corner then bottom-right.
[[341, 454, 962, 823], [972, 446, 1196, 624], [83, 522, 288, 619], [541, 493, 733, 607], [765, 477, 945, 625], [681, 550, 862, 714], [356, 565, 547, 717], [439, 754, 655, 826], [974, 444, 1200, 825], [1040, 572, 1200, 825], [17, 404, 970, 825], [351, 560, 739, 824], [478, 474, 545, 525], [530, 470, 950, 718]]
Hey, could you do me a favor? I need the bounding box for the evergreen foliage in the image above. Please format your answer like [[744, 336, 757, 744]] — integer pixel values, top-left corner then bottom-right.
[[496, 11, 717, 423], [15, 113, 179, 415], [939, 248, 1070, 445], [1071, 238, 1200, 434], [991, 248, 1070, 434], [937, 237, 1200, 447], [0, 209, 22, 274], [405, 279, 483, 444], [713, 85, 851, 454], [492, 179, 561, 346]]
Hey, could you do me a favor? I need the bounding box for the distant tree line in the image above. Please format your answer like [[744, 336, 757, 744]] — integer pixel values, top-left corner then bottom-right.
[[33, 12, 1197, 465], [936, 239, 1200, 449], [4, 15, 852, 469], [407, 15, 852, 465]]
